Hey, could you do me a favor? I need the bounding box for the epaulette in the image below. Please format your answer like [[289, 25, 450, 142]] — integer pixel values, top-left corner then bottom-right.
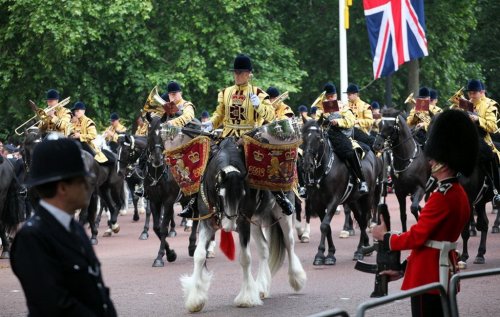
[[437, 182, 453, 195]]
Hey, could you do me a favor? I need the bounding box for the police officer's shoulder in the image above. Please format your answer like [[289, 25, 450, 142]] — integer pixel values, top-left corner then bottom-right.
[[437, 182, 453, 195], [20, 214, 44, 233]]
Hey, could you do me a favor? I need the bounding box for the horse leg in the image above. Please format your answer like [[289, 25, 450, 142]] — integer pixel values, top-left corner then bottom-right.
[[473, 203, 488, 264], [470, 207, 478, 237], [459, 215, 472, 269], [322, 207, 337, 265], [102, 190, 120, 237], [350, 203, 370, 261], [493, 204, 500, 233], [234, 221, 262, 307], [188, 206, 199, 257], [410, 188, 424, 221], [251, 216, 272, 299], [275, 208, 307, 292], [180, 221, 214, 312], [151, 201, 165, 267], [313, 205, 327, 265], [0, 225, 10, 259], [88, 193, 99, 245], [294, 198, 304, 239], [139, 199, 151, 240], [132, 194, 140, 222], [341, 205, 355, 237], [168, 213, 177, 237], [397, 193, 408, 232]]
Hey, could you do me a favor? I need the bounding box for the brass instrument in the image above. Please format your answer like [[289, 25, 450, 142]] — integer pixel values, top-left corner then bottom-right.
[[142, 86, 167, 116], [15, 97, 71, 135], [271, 91, 289, 107], [404, 92, 416, 106], [447, 87, 465, 105], [311, 91, 326, 108]]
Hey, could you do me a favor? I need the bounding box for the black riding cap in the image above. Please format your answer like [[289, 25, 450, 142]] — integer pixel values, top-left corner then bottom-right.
[[425, 109, 479, 177], [231, 54, 252, 71], [26, 139, 91, 187]]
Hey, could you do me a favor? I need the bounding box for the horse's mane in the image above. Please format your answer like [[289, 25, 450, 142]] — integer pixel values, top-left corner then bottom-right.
[[213, 138, 246, 174], [381, 108, 401, 118]]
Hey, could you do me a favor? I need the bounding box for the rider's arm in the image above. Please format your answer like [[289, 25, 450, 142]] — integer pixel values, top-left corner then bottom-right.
[[168, 103, 195, 127], [79, 120, 97, 143], [336, 108, 356, 128], [356, 103, 374, 131], [406, 107, 418, 127], [210, 89, 226, 129]]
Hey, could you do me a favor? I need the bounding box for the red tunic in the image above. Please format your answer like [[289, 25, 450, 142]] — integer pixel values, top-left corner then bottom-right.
[[388, 178, 470, 292]]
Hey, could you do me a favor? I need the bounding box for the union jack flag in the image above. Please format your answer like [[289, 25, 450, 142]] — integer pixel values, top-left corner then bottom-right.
[[363, 0, 428, 79]]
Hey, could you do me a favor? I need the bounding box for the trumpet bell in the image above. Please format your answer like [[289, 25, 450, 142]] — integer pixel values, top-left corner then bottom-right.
[[448, 87, 465, 105], [404, 92, 416, 106], [143, 86, 167, 115]]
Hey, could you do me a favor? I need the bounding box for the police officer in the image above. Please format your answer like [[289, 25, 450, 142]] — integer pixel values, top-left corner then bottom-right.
[[38, 89, 72, 136], [319, 82, 369, 194], [104, 112, 127, 153], [372, 109, 478, 317], [266, 86, 294, 119], [163, 81, 196, 127], [465, 79, 500, 204], [11, 138, 117, 316], [203, 54, 294, 215], [69, 102, 108, 164]]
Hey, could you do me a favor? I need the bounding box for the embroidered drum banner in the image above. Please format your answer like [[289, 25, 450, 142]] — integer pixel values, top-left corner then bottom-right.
[[242, 135, 301, 191], [165, 136, 211, 196]]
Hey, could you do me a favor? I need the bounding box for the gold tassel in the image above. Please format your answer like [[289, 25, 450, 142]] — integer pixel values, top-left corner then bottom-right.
[[345, 5, 350, 29]]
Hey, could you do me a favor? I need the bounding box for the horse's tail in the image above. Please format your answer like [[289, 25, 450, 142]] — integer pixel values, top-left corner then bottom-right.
[[1, 179, 24, 234], [268, 217, 287, 276]]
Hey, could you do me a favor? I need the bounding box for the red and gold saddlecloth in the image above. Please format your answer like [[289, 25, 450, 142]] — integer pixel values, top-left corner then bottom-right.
[[164, 136, 211, 196], [242, 135, 301, 191]]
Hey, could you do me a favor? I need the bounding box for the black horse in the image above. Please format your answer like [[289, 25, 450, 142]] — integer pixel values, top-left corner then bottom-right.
[[181, 137, 306, 312], [116, 135, 152, 236], [143, 116, 200, 266], [458, 149, 498, 266], [22, 129, 125, 244], [0, 157, 24, 258], [301, 120, 382, 265], [372, 112, 431, 232]]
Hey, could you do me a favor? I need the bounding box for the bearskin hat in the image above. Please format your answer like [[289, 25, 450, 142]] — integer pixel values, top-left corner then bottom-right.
[[425, 109, 478, 177], [231, 54, 252, 71]]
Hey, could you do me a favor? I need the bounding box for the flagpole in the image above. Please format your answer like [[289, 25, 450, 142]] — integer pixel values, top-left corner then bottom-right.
[[339, 0, 348, 103]]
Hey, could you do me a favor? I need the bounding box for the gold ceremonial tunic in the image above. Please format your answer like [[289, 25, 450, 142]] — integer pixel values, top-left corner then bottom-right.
[[273, 101, 294, 120], [473, 96, 500, 160], [371, 114, 382, 134], [168, 99, 195, 127], [72, 115, 107, 163], [407, 104, 442, 131], [104, 122, 127, 143], [135, 122, 149, 136], [38, 106, 71, 136], [210, 83, 275, 137], [348, 97, 374, 134]]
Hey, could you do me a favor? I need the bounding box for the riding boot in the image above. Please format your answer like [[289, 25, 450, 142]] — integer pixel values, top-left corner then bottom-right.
[[178, 197, 196, 218], [273, 191, 295, 216], [347, 152, 369, 194]]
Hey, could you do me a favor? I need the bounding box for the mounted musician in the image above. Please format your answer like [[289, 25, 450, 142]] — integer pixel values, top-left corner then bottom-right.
[[37, 89, 72, 136], [162, 81, 195, 127], [314, 82, 369, 194], [298, 105, 311, 123], [202, 54, 294, 215], [134, 115, 149, 136], [266, 86, 294, 119], [406, 87, 443, 148], [104, 112, 127, 153], [450, 79, 500, 205], [69, 101, 109, 164]]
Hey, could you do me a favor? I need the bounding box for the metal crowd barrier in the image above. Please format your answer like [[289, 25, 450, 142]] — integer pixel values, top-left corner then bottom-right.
[[449, 267, 500, 317], [307, 308, 350, 317], [355, 282, 449, 317]]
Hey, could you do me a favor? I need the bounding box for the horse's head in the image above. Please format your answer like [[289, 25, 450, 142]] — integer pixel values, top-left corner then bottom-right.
[[147, 117, 165, 168], [300, 120, 324, 181], [21, 127, 43, 172], [117, 134, 146, 172], [205, 138, 247, 230], [373, 116, 399, 152]]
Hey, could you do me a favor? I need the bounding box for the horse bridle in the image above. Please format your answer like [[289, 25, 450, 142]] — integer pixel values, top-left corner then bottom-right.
[[302, 125, 334, 186], [377, 117, 419, 174]]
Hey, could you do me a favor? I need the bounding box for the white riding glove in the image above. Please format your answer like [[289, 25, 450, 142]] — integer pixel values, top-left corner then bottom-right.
[[249, 93, 260, 109]]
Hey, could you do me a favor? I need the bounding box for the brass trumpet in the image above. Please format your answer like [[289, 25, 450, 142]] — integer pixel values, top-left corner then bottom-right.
[[271, 91, 289, 107], [448, 87, 465, 105], [15, 97, 71, 135], [404, 92, 416, 106], [142, 86, 167, 116]]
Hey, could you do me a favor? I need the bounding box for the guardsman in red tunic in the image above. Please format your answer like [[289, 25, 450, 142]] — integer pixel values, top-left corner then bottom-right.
[[372, 109, 478, 317]]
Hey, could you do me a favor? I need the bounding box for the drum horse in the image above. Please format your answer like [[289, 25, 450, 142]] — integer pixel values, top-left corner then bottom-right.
[[181, 119, 306, 312]]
